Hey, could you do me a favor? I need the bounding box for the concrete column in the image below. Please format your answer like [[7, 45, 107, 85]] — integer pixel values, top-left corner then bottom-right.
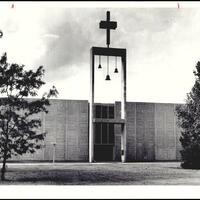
[[89, 48, 95, 163], [121, 53, 127, 162]]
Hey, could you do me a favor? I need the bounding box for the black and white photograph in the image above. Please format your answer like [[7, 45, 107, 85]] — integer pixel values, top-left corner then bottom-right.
[[1, 1, 200, 199]]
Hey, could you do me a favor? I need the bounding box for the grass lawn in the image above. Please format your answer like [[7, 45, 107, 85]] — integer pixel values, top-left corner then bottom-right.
[[1, 162, 200, 185]]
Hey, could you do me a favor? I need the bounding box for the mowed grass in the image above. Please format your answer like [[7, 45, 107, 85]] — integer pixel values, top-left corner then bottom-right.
[[1, 162, 200, 185]]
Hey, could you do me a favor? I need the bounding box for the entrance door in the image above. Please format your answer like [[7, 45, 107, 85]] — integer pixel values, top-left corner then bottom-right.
[[94, 145, 113, 161], [94, 122, 115, 162]]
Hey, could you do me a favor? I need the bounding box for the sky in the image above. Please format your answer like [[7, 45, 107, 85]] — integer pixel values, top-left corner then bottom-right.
[[0, 2, 200, 103]]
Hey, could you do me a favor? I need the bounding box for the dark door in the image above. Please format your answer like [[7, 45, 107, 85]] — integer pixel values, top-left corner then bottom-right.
[[94, 104, 115, 162], [94, 145, 113, 161]]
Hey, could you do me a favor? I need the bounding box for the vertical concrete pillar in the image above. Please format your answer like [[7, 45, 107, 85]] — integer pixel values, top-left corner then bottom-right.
[[89, 48, 95, 163], [121, 52, 127, 163]]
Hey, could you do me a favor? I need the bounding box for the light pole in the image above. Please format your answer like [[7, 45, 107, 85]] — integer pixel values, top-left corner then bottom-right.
[[51, 142, 57, 164]]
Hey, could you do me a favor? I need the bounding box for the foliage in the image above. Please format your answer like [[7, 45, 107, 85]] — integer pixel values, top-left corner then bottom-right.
[[0, 53, 58, 180], [176, 61, 200, 169]]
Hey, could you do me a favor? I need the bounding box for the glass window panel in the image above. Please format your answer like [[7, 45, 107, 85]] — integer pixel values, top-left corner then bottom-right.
[[95, 123, 101, 144], [109, 124, 114, 144], [95, 105, 101, 118], [102, 106, 108, 119], [108, 106, 114, 119], [102, 123, 108, 144]]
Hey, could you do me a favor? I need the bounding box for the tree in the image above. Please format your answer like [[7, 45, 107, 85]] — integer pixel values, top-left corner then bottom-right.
[[0, 53, 58, 180], [176, 61, 200, 169]]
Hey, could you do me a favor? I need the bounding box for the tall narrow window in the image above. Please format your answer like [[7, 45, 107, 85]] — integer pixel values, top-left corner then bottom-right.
[[108, 106, 114, 119], [109, 124, 114, 144], [102, 106, 108, 119], [95, 123, 101, 144], [102, 123, 108, 144], [95, 105, 102, 118]]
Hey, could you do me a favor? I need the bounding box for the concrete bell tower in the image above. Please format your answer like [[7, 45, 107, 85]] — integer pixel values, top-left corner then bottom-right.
[[89, 11, 127, 163]]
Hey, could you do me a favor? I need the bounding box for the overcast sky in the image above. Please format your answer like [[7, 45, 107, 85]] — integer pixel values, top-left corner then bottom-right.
[[0, 3, 200, 103]]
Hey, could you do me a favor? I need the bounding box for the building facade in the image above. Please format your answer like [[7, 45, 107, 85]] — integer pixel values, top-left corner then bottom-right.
[[10, 99, 182, 162]]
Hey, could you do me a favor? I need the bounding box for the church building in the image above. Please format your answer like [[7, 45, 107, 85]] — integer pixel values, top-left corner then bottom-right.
[[11, 11, 182, 163], [11, 100, 182, 162]]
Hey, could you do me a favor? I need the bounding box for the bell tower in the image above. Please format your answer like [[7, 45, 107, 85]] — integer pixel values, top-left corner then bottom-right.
[[89, 11, 127, 162]]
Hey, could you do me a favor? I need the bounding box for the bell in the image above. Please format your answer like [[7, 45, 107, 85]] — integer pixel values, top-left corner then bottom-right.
[[98, 64, 102, 69], [114, 67, 118, 73], [105, 74, 111, 81]]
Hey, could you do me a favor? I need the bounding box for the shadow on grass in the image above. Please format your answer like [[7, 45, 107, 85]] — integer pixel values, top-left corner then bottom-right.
[[167, 166, 200, 170], [14, 170, 139, 184], [3, 168, 191, 185]]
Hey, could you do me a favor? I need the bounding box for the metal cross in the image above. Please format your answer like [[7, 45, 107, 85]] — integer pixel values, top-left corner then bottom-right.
[[99, 11, 117, 48]]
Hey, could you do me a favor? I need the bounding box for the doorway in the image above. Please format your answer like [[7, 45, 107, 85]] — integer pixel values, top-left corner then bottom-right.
[[94, 122, 115, 162], [93, 104, 115, 162], [94, 145, 114, 161]]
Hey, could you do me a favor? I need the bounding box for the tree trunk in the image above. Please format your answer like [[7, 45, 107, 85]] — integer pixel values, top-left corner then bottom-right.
[[1, 151, 7, 181]]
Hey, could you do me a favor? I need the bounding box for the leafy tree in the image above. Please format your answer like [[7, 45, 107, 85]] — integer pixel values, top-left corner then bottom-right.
[[0, 53, 58, 180], [176, 61, 200, 169]]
